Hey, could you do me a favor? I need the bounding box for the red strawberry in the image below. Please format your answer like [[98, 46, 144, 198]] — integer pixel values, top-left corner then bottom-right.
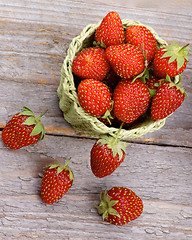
[[41, 159, 74, 204], [151, 81, 185, 120], [95, 11, 125, 48], [104, 69, 121, 90], [78, 79, 112, 117], [113, 79, 150, 123], [146, 77, 161, 97], [72, 47, 110, 81], [106, 44, 145, 79], [146, 78, 160, 90], [90, 128, 128, 178], [125, 25, 157, 63], [2, 107, 47, 150], [96, 187, 143, 225], [153, 42, 190, 79]]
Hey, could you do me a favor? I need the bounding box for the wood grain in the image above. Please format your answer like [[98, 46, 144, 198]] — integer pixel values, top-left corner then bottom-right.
[[0, 135, 192, 240], [0, 0, 192, 239], [0, 0, 192, 146]]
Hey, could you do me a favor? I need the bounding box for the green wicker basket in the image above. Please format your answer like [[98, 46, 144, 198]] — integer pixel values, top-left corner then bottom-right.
[[57, 19, 168, 139]]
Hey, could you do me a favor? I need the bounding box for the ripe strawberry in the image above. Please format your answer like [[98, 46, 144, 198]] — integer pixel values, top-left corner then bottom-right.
[[72, 47, 110, 81], [153, 42, 190, 79], [94, 11, 125, 48], [125, 25, 157, 63], [113, 79, 150, 123], [106, 44, 145, 79], [90, 128, 128, 178], [96, 187, 143, 225], [146, 77, 161, 97], [78, 79, 112, 117], [104, 69, 121, 90], [2, 107, 47, 150], [41, 159, 74, 204], [146, 78, 160, 90], [151, 81, 185, 120]]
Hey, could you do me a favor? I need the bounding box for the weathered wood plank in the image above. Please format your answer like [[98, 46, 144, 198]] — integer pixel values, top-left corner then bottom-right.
[[0, 1, 192, 239], [0, 135, 192, 239], [0, 0, 191, 147], [0, 77, 191, 147]]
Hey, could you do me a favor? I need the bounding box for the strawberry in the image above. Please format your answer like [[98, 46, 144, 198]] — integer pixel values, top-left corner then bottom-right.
[[96, 187, 143, 225], [125, 25, 157, 63], [72, 47, 110, 81], [113, 79, 150, 123], [94, 11, 125, 48], [2, 107, 47, 150], [78, 79, 112, 117], [153, 42, 190, 79], [146, 78, 160, 90], [90, 125, 128, 178], [41, 159, 74, 204], [103, 69, 121, 90], [146, 77, 161, 97], [151, 80, 185, 120], [106, 44, 145, 79]]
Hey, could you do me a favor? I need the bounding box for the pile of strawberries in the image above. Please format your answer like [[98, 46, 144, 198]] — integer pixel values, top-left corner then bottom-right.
[[1, 11, 190, 226], [73, 11, 189, 126]]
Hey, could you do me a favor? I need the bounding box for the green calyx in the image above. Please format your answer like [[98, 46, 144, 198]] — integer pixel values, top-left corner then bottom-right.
[[95, 189, 120, 220], [93, 40, 106, 49], [97, 123, 129, 160], [164, 75, 187, 97], [47, 158, 74, 181], [19, 107, 48, 140], [161, 42, 190, 70], [101, 108, 114, 125]]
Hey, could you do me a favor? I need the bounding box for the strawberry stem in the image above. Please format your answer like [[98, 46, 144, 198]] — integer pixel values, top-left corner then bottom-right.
[[178, 43, 190, 54], [64, 157, 71, 168], [37, 109, 48, 121], [114, 122, 124, 143], [106, 116, 112, 125]]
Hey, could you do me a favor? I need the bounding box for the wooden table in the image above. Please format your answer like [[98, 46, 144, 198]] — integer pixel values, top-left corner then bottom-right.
[[0, 1, 192, 239]]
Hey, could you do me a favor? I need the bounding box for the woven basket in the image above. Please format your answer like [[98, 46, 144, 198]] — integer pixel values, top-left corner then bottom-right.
[[57, 19, 168, 139]]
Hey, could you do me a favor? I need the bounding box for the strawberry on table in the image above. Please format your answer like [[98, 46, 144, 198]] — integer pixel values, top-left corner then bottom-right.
[[90, 124, 128, 178], [153, 42, 190, 79], [2, 107, 47, 150], [94, 11, 125, 48], [125, 25, 157, 64], [106, 44, 145, 79], [72, 47, 110, 81], [113, 79, 150, 123], [96, 187, 143, 225], [41, 159, 74, 204], [78, 78, 112, 117], [151, 80, 185, 120]]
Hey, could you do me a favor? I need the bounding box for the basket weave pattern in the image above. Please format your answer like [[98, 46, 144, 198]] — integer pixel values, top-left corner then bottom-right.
[[57, 19, 168, 139]]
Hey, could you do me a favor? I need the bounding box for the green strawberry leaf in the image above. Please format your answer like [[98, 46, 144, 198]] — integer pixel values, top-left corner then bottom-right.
[[30, 122, 44, 136], [161, 42, 190, 70], [149, 88, 157, 98], [168, 55, 177, 64], [22, 116, 36, 126], [108, 200, 119, 208], [95, 189, 120, 221], [98, 136, 128, 160], [101, 109, 113, 125], [176, 56, 185, 70], [108, 208, 120, 218], [102, 210, 109, 220], [19, 107, 35, 117]]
